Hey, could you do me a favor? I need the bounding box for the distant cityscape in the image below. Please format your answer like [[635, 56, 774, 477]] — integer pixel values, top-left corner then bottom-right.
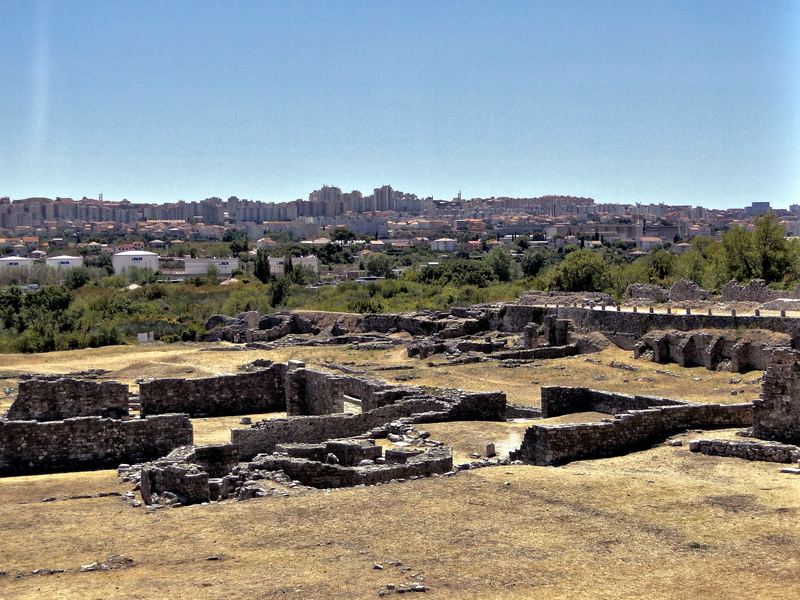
[[1, 187, 798, 255]]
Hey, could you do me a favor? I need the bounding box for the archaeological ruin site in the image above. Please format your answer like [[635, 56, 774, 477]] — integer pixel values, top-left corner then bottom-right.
[[1, 278, 799, 598]]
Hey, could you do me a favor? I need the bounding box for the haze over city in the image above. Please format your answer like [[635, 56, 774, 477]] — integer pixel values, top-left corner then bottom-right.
[[2, 1, 798, 208]]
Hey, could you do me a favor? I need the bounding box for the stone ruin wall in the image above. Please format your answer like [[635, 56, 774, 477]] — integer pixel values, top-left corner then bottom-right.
[[551, 305, 800, 350], [511, 386, 752, 465], [753, 348, 800, 444], [139, 364, 347, 418], [140, 442, 453, 503], [634, 329, 792, 373], [689, 438, 800, 463], [286, 367, 345, 416], [7, 378, 130, 421], [0, 414, 192, 476], [625, 278, 800, 304], [539, 386, 688, 418], [139, 368, 286, 417], [231, 398, 452, 460], [232, 391, 506, 461]]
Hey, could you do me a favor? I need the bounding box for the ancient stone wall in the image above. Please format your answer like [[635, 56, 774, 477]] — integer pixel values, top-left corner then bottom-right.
[[625, 283, 669, 303], [139, 368, 286, 417], [340, 376, 420, 412], [722, 279, 800, 303], [140, 462, 210, 505], [7, 378, 129, 421], [553, 306, 800, 346], [689, 438, 800, 463], [286, 368, 345, 416], [512, 402, 752, 466], [0, 414, 192, 475], [249, 448, 453, 489], [231, 398, 451, 460], [668, 278, 711, 302], [447, 391, 507, 421], [540, 386, 688, 418], [753, 348, 800, 444]]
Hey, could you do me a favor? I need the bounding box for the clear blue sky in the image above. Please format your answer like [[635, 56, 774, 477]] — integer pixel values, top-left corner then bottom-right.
[[1, 0, 798, 209]]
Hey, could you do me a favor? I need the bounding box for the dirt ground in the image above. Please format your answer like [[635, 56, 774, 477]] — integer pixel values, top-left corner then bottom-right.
[[0, 341, 798, 599]]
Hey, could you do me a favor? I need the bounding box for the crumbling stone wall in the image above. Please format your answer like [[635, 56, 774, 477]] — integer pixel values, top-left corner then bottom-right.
[[512, 401, 752, 465], [0, 414, 192, 475], [540, 386, 687, 418], [139, 368, 286, 417], [7, 378, 129, 421], [232, 398, 451, 460], [753, 348, 800, 444], [140, 462, 211, 505], [689, 438, 800, 463], [625, 283, 669, 303], [340, 376, 420, 412], [249, 447, 453, 489], [668, 278, 710, 302], [286, 367, 345, 416], [722, 279, 800, 303], [553, 306, 800, 347]]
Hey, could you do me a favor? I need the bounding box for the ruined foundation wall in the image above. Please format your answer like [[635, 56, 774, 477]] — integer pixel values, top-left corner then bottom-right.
[[0, 414, 192, 475], [540, 386, 688, 418], [231, 399, 451, 460], [7, 378, 129, 421], [286, 368, 345, 416], [689, 438, 800, 463], [513, 402, 752, 465], [139, 369, 285, 417], [249, 449, 453, 488]]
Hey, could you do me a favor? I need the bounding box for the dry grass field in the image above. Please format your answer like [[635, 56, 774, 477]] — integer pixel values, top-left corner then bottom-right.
[[0, 341, 798, 599]]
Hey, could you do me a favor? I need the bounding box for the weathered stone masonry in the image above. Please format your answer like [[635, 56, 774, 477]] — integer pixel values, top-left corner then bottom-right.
[[0, 414, 192, 476], [753, 348, 800, 444], [138, 364, 345, 418], [512, 386, 751, 465], [7, 377, 129, 421]]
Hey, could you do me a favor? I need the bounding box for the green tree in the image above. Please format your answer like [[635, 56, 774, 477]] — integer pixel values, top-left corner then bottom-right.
[[270, 277, 290, 307], [362, 252, 393, 278], [546, 249, 608, 292], [485, 247, 515, 282], [721, 213, 792, 285], [330, 227, 357, 243], [253, 249, 272, 284]]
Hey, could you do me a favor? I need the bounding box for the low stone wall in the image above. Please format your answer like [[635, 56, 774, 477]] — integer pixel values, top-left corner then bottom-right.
[[231, 399, 451, 460], [689, 438, 800, 463], [8, 378, 129, 421], [0, 414, 192, 475], [249, 448, 453, 489], [447, 391, 507, 421], [141, 462, 210, 505], [512, 402, 752, 466], [139, 369, 286, 417], [540, 386, 688, 418]]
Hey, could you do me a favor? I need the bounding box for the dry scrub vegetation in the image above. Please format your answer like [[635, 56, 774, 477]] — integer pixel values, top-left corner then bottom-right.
[[0, 342, 798, 599]]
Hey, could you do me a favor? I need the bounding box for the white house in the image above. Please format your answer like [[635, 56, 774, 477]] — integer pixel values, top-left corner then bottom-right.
[[45, 255, 83, 269], [0, 256, 35, 269], [268, 255, 319, 275], [183, 257, 240, 276], [112, 250, 159, 274], [431, 238, 458, 252]]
